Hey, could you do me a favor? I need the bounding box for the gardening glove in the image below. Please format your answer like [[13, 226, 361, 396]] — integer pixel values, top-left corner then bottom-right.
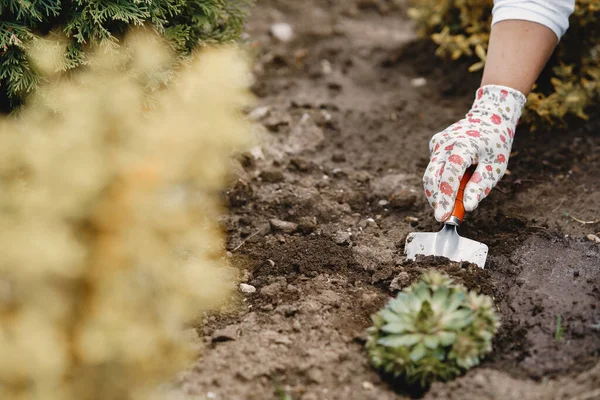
[[423, 85, 527, 222]]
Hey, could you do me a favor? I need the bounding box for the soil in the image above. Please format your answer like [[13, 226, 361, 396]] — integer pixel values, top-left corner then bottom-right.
[[172, 1, 600, 399]]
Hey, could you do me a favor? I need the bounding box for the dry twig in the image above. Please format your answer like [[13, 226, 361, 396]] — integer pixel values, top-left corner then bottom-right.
[[232, 224, 269, 252], [565, 213, 600, 225]]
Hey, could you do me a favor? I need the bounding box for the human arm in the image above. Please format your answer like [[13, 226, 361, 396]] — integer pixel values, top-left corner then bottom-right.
[[483, 0, 575, 94], [423, 0, 575, 222], [481, 20, 558, 95]]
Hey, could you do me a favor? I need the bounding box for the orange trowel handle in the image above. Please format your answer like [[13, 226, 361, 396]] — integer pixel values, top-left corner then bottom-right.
[[450, 167, 475, 224]]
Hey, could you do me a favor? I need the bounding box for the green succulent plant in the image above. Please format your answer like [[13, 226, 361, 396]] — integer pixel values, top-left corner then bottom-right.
[[366, 272, 500, 387]]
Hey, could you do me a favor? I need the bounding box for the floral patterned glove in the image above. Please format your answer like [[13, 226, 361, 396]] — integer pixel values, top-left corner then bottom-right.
[[423, 85, 527, 222]]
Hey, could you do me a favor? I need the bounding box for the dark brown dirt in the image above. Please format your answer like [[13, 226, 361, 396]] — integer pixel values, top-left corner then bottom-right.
[[488, 235, 600, 378], [171, 1, 600, 399]]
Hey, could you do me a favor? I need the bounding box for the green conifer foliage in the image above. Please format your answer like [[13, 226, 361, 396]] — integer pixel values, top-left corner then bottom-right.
[[0, 0, 252, 110]]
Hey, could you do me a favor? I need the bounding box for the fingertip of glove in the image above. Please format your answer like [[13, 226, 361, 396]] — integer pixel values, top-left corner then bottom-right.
[[463, 182, 483, 209], [434, 208, 451, 222], [463, 199, 479, 212]]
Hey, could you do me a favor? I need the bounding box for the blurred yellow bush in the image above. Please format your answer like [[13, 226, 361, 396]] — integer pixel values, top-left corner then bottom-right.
[[0, 32, 253, 400], [409, 0, 600, 127]]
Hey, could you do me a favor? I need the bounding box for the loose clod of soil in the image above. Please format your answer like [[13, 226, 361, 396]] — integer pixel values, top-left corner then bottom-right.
[[173, 1, 600, 399]]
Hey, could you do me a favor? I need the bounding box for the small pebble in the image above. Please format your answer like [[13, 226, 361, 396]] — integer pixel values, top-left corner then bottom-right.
[[389, 271, 411, 291], [411, 77, 427, 87], [587, 234, 600, 243], [297, 216, 318, 234], [390, 189, 417, 209], [292, 320, 302, 331], [306, 368, 324, 384], [270, 218, 299, 234], [270, 22, 294, 42], [333, 231, 352, 245], [362, 381, 374, 390], [321, 59, 332, 75], [239, 283, 256, 294], [241, 269, 252, 282], [248, 105, 270, 120], [320, 110, 332, 121], [248, 146, 264, 160]]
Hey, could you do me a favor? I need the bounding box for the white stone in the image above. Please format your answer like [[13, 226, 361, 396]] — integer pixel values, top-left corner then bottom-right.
[[587, 234, 600, 243], [321, 59, 332, 75], [411, 77, 427, 87], [249, 146, 264, 160], [270, 22, 294, 42], [248, 105, 270, 120], [239, 283, 256, 293]]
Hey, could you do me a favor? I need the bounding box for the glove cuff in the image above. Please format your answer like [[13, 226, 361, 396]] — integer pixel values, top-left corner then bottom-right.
[[469, 85, 527, 126]]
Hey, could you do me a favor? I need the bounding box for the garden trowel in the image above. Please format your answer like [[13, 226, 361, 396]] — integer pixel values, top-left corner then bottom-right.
[[405, 168, 488, 269]]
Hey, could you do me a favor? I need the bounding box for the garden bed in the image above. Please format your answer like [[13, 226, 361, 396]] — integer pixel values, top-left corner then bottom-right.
[[174, 1, 600, 399]]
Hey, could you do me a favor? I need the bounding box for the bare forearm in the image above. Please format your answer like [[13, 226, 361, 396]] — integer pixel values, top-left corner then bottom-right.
[[481, 20, 558, 95]]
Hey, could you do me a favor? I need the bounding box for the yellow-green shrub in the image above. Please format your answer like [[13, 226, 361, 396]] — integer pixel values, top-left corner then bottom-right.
[[0, 32, 253, 400], [408, 0, 600, 127]]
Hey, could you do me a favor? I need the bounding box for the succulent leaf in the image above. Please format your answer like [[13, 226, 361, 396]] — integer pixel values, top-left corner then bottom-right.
[[446, 291, 466, 312], [414, 284, 432, 302], [438, 331, 456, 346], [380, 309, 403, 323], [410, 343, 427, 361], [423, 335, 440, 349], [381, 322, 410, 334], [440, 309, 473, 329], [379, 333, 422, 347], [431, 285, 449, 306], [366, 272, 500, 387]]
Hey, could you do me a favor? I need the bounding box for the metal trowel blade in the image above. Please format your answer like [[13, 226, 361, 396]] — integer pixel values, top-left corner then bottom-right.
[[404, 224, 488, 269]]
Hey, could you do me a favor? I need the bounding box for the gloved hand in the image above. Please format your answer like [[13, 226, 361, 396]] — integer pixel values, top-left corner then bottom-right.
[[423, 85, 527, 222]]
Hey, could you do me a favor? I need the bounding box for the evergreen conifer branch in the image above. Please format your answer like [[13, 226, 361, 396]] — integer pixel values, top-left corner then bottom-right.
[[0, 0, 253, 111]]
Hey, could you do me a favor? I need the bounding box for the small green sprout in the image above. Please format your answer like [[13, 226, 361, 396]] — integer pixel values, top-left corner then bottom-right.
[[274, 379, 292, 400]]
